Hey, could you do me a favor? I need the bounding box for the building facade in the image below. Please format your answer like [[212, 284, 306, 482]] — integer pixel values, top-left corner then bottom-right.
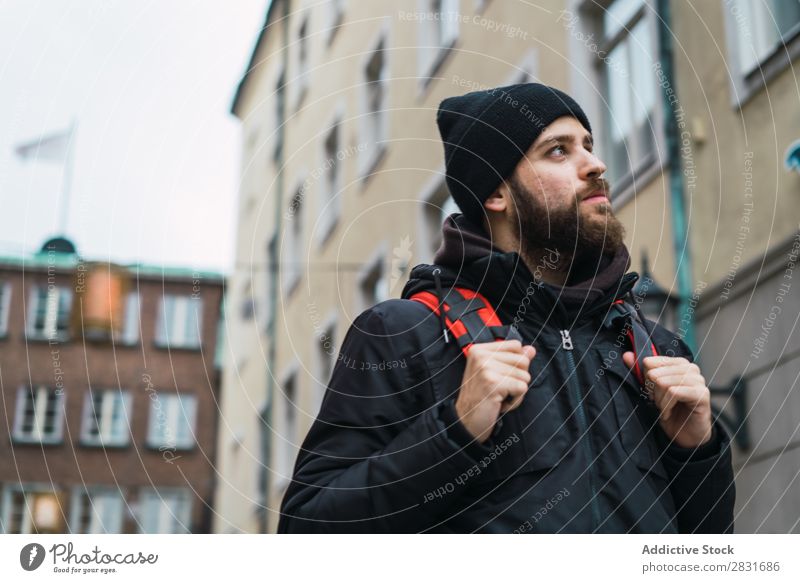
[[0, 237, 224, 534], [218, 0, 799, 533]]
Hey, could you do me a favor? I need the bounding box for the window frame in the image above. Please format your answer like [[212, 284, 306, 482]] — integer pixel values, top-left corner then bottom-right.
[[137, 488, 192, 534], [69, 486, 125, 534], [313, 311, 337, 418], [0, 281, 11, 337], [0, 483, 64, 534], [154, 294, 203, 350], [325, 0, 346, 45], [318, 105, 346, 247], [722, 0, 800, 107], [12, 385, 65, 445], [294, 13, 311, 111], [416, 0, 461, 92], [282, 174, 307, 298], [145, 392, 198, 451], [80, 389, 132, 448], [26, 284, 72, 341], [358, 23, 391, 182], [274, 363, 300, 493], [357, 241, 389, 311]]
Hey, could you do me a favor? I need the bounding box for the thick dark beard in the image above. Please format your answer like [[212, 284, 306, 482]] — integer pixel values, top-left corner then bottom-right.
[[507, 174, 626, 274]]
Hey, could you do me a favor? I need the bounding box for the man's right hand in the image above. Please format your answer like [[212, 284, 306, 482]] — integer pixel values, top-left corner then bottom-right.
[[454, 339, 536, 443]]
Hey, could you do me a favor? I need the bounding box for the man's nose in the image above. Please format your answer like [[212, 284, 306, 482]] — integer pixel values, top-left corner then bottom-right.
[[580, 149, 607, 180]]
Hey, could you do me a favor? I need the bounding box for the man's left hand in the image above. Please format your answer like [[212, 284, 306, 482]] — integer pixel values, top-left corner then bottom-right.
[[622, 353, 713, 449]]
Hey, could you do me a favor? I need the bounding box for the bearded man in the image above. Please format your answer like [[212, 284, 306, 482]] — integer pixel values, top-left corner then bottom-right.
[[278, 83, 735, 534]]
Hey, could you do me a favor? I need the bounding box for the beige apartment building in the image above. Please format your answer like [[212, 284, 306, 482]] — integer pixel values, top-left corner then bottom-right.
[[215, 0, 799, 533]]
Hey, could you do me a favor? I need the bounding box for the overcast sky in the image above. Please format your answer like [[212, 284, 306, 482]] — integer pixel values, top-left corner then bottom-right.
[[0, 0, 271, 273]]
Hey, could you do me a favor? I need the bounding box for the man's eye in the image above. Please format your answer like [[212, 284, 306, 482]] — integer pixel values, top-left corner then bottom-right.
[[550, 145, 566, 156]]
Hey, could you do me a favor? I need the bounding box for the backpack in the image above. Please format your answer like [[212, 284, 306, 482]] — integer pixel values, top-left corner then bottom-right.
[[409, 285, 659, 404]]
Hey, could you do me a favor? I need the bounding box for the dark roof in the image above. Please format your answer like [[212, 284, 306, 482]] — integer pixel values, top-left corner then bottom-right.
[[230, 0, 280, 117], [40, 236, 77, 255]]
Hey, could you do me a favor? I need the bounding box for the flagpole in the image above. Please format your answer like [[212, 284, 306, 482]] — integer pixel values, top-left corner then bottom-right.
[[58, 120, 77, 235]]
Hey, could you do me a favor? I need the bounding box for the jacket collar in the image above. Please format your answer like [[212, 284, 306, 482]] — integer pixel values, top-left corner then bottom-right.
[[402, 213, 639, 327]]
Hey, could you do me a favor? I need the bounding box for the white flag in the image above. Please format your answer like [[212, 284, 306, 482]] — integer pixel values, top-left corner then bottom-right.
[[15, 127, 73, 162]]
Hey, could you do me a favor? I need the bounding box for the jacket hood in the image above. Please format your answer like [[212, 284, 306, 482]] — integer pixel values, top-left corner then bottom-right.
[[401, 213, 639, 327]]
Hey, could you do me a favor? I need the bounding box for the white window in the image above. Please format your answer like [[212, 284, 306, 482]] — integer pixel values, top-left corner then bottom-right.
[[0, 281, 11, 336], [599, 0, 657, 194], [115, 292, 140, 345], [359, 251, 389, 310], [240, 278, 255, 320], [273, 70, 286, 162], [314, 317, 337, 417], [360, 36, 388, 178], [276, 370, 299, 491], [417, 0, 460, 80], [266, 233, 278, 329], [424, 179, 460, 259], [138, 489, 191, 533], [1, 485, 64, 534], [13, 386, 64, 444], [295, 15, 310, 108], [81, 390, 131, 447], [69, 488, 124, 533], [156, 295, 202, 349], [283, 187, 304, 296], [27, 285, 72, 340], [327, 0, 344, 44], [146, 393, 197, 450], [729, 0, 800, 75], [319, 121, 341, 244], [326, 0, 345, 44]]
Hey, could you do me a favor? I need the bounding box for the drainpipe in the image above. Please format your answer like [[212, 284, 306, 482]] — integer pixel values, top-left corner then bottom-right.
[[655, 0, 697, 355], [262, 0, 290, 533]]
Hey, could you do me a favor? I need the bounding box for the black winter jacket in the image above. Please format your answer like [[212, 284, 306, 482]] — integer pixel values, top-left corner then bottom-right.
[[278, 214, 736, 533]]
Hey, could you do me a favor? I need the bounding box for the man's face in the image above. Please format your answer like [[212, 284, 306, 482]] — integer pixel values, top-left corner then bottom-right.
[[505, 116, 626, 265]]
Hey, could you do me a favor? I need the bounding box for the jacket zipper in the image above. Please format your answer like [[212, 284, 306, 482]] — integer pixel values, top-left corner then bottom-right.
[[560, 329, 602, 531]]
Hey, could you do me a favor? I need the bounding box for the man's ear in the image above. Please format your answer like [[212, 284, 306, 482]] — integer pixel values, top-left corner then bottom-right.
[[483, 183, 508, 213]]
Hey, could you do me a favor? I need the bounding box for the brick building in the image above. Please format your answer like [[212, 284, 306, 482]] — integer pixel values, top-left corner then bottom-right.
[[0, 237, 224, 533]]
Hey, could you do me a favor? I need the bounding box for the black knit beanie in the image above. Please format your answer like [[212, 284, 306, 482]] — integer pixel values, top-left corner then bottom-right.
[[436, 82, 592, 227]]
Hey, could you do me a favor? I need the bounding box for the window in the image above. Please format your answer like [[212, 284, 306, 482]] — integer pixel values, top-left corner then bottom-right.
[[27, 285, 72, 340], [1, 486, 66, 533], [509, 48, 538, 84], [417, 0, 460, 81], [273, 70, 286, 162], [115, 292, 140, 345], [0, 281, 10, 336], [257, 400, 271, 521], [326, 0, 345, 44], [146, 393, 197, 450], [424, 180, 460, 259], [138, 489, 191, 533], [360, 37, 388, 178], [69, 488, 124, 533], [156, 295, 202, 349], [81, 389, 131, 447], [266, 233, 278, 330], [599, 0, 657, 194], [276, 371, 298, 490], [283, 187, 304, 296], [359, 253, 388, 310], [313, 318, 336, 417], [13, 386, 64, 444], [320, 121, 341, 244], [729, 0, 800, 75], [240, 278, 255, 320], [295, 15, 310, 108]]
